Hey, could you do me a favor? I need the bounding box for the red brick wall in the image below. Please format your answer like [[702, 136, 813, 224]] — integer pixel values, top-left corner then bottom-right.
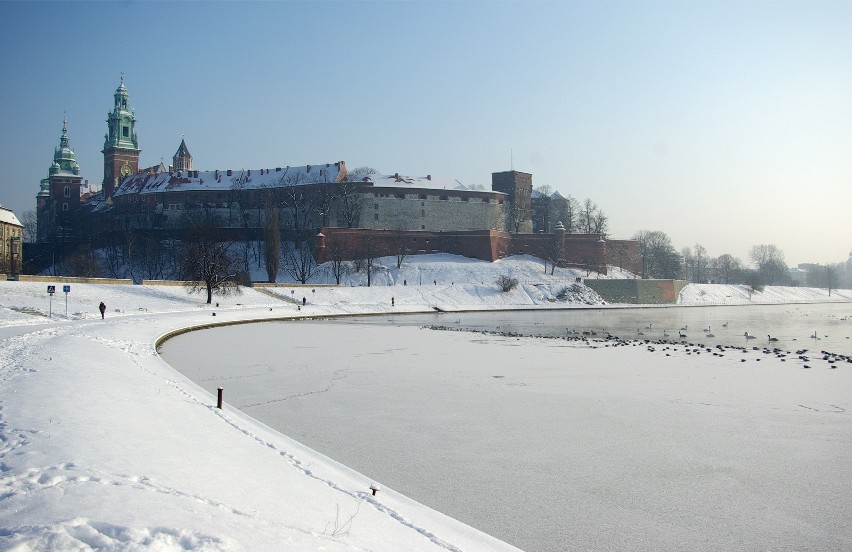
[[315, 227, 624, 274]]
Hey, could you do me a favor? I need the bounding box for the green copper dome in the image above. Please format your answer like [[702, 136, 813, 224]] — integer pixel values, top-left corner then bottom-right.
[[104, 76, 139, 150], [48, 118, 80, 176]]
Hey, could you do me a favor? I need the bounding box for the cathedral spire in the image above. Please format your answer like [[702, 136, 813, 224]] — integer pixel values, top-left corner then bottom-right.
[[173, 137, 193, 172], [102, 78, 141, 200]]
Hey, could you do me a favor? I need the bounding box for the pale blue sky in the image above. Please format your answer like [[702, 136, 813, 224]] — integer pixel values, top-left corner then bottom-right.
[[1, 0, 849, 266]]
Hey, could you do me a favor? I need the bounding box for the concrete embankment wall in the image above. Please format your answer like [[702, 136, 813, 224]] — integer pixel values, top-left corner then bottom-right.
[[585, 279, 688, 304], [15, 275, 134, 285]]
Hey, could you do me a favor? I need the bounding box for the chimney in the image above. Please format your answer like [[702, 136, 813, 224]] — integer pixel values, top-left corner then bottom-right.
[[227, 169, 232, 176], [307, 165, 312, 173], [426, 175, 431, 181]]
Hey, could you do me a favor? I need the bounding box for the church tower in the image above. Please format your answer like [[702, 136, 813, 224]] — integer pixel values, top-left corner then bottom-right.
[[36, 117, 83, 243], [172, 138, 193, 172], [102, 76, 140, 200]]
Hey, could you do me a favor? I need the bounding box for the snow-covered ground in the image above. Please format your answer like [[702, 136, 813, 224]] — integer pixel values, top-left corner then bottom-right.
[[679, 282, 852, 305], [1, 255, 850, 550]]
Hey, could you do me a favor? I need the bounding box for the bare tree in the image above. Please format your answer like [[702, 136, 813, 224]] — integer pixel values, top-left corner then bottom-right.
[[553, 194, 579, 234], [334, 166, 376, 229], [21, 210, 38, 243], [230, 174, 261, 274], [544, 234, 561, 275], [66, 246, 102, 277], [180, 210, 247, 304], [693, 244, 708, 283], [392, 229, 411, 269], [579, 198, 609, 236], [533, 185, 554, 233], [335, 180, 363, 228], [313, 185, 335, 228], [135, 235, 177, 281], [278, 172, 315, 233], [681, 246, 695, 282], [99, 231, 130, 279], [353, 238, 378, 287], [325, 235, 351, 285], [346, 166, 379, 181], [749, 244, 790, 285], [632, 230, 683, 279], [282, 237, 317, 284], [263, 196, 281, 283], [711, 253, 743, 284], [508, 201, 527, 233]]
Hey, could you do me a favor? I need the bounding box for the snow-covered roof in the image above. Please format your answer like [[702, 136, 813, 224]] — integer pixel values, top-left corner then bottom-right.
[[531, 189, 567, 200], [366, 174, 469, 191], [113, 162, 345, 197], [0, 207, 22, 227]]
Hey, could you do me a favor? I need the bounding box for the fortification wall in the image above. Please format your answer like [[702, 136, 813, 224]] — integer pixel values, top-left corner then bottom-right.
[[584, 279, 688, 304], [316, 227, 618, 273], [358, 191, 506, 232]]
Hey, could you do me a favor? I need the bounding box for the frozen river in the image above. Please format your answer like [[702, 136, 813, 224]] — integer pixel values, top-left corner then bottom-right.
[[341, 302, 852, 356], [160, 304, 852, 551]]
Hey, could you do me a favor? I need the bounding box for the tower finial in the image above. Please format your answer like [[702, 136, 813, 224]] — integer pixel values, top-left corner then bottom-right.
[[120, 71, 124, 85]]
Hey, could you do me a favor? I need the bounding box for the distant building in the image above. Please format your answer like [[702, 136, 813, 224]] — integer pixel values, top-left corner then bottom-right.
[[0, 205, 23, 275], [35, 118, 84, 244], [172, 139, 192, 172], [102, 76, 141, 201], [32, 78, 641, 276]]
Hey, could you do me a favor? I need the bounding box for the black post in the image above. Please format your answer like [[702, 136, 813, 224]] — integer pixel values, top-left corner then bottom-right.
[[217, 387, 223, 409]]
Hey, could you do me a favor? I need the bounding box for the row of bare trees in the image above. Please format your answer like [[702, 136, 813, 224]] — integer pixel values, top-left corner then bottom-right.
[[629, 230, 852, 290], [533, 186, 609, 236]]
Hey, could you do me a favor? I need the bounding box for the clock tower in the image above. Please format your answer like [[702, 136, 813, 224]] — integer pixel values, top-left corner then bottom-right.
[[102, 76, 140, 200]]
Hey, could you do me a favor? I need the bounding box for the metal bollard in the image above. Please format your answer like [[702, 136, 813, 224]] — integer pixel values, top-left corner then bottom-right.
[[217, 387, 224, 409]]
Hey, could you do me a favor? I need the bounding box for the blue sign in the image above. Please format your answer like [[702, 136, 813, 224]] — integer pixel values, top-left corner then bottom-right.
[[47, 285, 55, 294], [63, 285, 71, 293]]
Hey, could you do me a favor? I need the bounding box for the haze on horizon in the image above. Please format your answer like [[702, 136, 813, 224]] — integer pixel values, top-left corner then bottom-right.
[[1, 1, 849, 267]]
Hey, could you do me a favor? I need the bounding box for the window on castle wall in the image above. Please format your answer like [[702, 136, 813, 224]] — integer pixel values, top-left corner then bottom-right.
[[64, 186, 70, 197], [374, 214, 379, 221], [123, 126, 129, 137], [62, 203, 68, 211]]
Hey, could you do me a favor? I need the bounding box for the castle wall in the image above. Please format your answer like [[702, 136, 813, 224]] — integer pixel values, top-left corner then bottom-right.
[[316, 228, 505, 263], [605, 239, 643, 274], [315, 227, 614, 274], [356, 189, 507, 232]]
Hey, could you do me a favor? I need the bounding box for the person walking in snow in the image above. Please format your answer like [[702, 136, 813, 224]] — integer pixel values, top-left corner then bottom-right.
[[99, 302, 106, 319]]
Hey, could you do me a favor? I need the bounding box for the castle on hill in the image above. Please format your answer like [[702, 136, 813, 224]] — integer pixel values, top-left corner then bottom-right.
[[34, 79, 640, 276]]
